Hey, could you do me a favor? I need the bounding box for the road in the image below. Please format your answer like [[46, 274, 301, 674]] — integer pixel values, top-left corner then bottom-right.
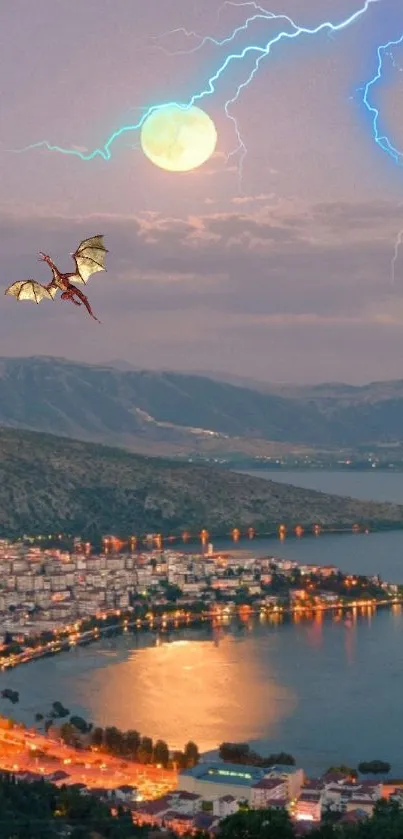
[[0, 724, 177, 800]]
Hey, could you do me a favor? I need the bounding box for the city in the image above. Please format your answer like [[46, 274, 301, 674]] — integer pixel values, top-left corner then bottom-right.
[[0, 537, 401, 663], [0, 537, 402, 835], [0, 704, 401, 836]]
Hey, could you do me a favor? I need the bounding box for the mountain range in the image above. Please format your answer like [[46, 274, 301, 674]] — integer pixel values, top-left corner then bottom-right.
[[1, 356, 403, 457], [0, 426, 402, 539]]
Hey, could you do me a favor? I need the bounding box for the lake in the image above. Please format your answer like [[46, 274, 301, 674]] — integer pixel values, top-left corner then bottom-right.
[[241, 468, 403, 504], [2, 470, 403, 777]]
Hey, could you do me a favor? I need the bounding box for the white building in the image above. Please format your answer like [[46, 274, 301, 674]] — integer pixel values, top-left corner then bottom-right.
[[213, 795, 239, 818], [250, 778, 288, 809]]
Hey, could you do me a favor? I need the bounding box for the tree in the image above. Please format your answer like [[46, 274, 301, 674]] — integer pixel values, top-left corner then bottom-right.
[[123, 729, 140, 759], [219, 808, 294, 839], [70, 715, 91, 735], [153, 739, 170, 767], [172, 749, 188, 770], [59, 722, 80, 747], [51, 701, 70, 718], [1, 688, 19, 704], [219, 742, 293, 769], [90, 726, 104, 749], [358, 760, 391, 775], [325, 764, 358, 779], [163, 583, 182, 602], [184, 740, 200, 768], [104, 726, 124, 755], [137, 735, 153, 764], [373, 798, 401, 819], [262, 752, 295, 767], [219, 742, 251, 763]]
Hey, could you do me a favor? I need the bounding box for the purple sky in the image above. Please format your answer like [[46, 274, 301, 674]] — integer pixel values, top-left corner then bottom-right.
[[1, 0, 403, 384]]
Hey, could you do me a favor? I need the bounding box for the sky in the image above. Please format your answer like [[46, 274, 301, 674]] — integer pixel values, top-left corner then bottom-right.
[[1, 0, 403, 384]]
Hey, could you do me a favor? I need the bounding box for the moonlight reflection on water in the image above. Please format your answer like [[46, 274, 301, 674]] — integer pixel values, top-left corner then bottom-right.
[[80, 630, 297, 752], [3, 606, 403, 775]]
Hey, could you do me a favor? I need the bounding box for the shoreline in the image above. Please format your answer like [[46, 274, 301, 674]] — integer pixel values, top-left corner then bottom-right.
[[2, 596, 402, 673], [1, 598, 403, 782], [19, 521, 403, 552]]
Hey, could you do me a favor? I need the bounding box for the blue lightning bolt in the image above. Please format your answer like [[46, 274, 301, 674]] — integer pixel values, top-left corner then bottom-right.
[[13, 0, 378, 166], [147, 3, 300, 58], [362, 34, 403, 166], [147, 2, 306, 186], [360, 35, 403, 286]]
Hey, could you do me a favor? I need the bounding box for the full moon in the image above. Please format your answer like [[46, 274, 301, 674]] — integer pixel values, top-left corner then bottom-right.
[[140, 104, 218, 172]]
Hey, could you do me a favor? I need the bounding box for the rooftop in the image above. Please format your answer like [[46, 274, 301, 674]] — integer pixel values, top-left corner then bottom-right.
[[164, 811, 194, 822], [180, 761, 266, 787], [303, 781, 325, 791], [194, 813, 219, 830], [174, 790, 201, 800], [266, 764, 300, 775], [253, 779, 285, 790], [135, 800, 170, 816]]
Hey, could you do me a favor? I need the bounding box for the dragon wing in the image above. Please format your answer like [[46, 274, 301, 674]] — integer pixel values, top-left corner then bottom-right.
[[69, 234, 108, 285], [45, 282, 60, 299], [4, 280, 55, 303]]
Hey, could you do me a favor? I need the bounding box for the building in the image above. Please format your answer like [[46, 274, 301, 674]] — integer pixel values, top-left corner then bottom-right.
[[250, 778, 288, 809], [213, 795, 239, 819], [169, 791, 203, 815], [322, 779, 382, 813], [294, 791, 322, 823], [345, 798, 376, 816], [263, 765, 304, 800], [114, 784, 138, 803], [178, 761, 268, 804]]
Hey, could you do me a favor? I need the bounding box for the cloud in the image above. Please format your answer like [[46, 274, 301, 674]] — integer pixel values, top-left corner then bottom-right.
[[311, 201, 403, 232], [1, 200, 403, 382], [231, 193, 277, 205]]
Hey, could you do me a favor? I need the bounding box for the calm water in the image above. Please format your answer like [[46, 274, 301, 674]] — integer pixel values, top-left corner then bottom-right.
[[3, 610, 403, 776], [241, 468, 403, 504], [2, 471, 403, 776]]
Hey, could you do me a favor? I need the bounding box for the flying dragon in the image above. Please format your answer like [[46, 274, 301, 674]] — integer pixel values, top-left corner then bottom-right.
[[4, 235, 107, 323]]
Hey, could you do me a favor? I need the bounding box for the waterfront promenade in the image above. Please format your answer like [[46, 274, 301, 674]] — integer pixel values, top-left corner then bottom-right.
[[2, 595, 402, 672]]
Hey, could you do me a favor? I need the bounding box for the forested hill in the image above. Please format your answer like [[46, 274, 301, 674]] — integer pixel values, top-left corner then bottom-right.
[[0, 426, 402, 538]]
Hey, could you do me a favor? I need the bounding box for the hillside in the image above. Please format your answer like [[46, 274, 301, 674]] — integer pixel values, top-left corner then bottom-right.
[[0, 426, 402, 539], [1, 356, 403, 454], [0, 356, 322, 452]]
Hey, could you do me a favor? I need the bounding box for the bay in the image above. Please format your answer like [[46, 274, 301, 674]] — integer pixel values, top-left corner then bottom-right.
[[3, 470, 403, 777]]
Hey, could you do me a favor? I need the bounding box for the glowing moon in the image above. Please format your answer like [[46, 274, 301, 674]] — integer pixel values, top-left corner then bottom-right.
[[140, 104, 217, 172]]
